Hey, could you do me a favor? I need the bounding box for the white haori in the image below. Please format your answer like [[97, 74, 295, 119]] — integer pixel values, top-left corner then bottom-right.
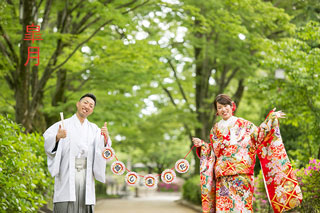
[[44, 114, 111, 205]]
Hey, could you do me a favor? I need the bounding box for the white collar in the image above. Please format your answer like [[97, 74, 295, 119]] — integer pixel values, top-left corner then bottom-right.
[[218, 116, 237, 129], [72, 114, 88, 127]]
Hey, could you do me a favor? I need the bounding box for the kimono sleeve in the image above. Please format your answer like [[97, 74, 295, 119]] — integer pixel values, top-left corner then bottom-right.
[[93, 129, 111, 183], [43, 122, 59, 155], [197, 125, 217, 213], [43, 122, 63, 177], [256, 110, 303, 213]]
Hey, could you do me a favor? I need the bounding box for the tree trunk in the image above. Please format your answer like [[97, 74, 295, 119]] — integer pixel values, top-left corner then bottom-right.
[[15, 0, 35, 132], [52, 69, 67, 106], [45, 68, 68, 126]]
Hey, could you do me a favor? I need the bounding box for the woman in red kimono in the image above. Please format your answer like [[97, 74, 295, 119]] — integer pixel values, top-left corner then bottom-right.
[[192, 94, 302, 213]]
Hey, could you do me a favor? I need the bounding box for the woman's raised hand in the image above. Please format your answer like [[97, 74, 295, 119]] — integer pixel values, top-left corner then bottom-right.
[[273, 107, 286, 119]]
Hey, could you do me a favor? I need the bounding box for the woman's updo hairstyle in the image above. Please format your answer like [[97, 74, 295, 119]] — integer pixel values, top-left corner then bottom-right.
[[213, 94, 233, 111]]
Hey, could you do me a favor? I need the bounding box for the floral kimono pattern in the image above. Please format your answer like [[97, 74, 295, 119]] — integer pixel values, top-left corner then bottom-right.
[[216, 174, 254, 212], [197, 110, 302, 213]]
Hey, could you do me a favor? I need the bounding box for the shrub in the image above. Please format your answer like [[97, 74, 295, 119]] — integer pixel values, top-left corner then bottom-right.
[[0, 115, 53, 212], [253, 170, 272, 212], [157, 181, 180, 192], [294, 158, 320, 212], [182, 175, 201, 205]]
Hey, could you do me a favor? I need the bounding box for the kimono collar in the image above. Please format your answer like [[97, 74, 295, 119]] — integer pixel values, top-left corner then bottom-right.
[[71, 114, 88, 127], [218, 116, 238, 130]]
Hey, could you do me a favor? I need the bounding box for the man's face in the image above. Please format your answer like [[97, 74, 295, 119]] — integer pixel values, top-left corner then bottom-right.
[[217, 102, 232, 120], [76, 97, 95, 118]]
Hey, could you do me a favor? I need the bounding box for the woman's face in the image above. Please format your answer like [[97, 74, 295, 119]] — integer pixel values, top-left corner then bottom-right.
[[216, 102, 232, 120]]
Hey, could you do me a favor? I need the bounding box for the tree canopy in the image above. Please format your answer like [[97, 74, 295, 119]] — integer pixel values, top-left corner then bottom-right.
[[0, 0, 319, 179]]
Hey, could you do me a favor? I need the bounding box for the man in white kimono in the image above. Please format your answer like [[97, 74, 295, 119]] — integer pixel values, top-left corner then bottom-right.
[[44, 93, 111, 213]]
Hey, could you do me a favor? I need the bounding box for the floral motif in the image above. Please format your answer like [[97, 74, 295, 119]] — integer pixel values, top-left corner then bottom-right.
[[199, 111, 302, 213], [224, 145, 238, 157], [275, 185, 285, 197], [202, 201, 210, 212], [274, 172, 286, 184], [219, 185, 229, 196], [201, 174, 206, 186], [217, 196, 233, 211]]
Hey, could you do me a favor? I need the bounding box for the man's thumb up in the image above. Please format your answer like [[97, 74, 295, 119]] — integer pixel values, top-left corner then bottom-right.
[[101, 122, 108, 136], [56, 124, 67, 142]]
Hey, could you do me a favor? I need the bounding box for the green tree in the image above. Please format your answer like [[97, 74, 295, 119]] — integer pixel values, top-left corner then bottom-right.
[[0, 0, 158, 132], [256, 21, 320, 162], [151, 0, 293, 174], [128, 106, 193, 174], [265, 0, 320, 26]]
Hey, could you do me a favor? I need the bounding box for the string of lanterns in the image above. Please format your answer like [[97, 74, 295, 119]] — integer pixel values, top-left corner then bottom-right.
[[101, 134, 194, 189]]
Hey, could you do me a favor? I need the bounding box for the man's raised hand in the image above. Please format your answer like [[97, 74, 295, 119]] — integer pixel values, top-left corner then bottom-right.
[[101, 122, 109, 137], [56, 124, 67, 142], [101, 122, 110, 146]]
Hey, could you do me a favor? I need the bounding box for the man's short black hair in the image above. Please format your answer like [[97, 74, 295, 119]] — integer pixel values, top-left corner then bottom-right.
[[80, 93, 97, 106]]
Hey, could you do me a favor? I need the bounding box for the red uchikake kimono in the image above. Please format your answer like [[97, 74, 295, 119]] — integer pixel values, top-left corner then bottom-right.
[[197, 110, 303, 213]]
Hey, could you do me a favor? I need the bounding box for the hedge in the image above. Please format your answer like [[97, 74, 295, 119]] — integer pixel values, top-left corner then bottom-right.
[[0, 115, 53, 212], [182, 175, 202, 205]]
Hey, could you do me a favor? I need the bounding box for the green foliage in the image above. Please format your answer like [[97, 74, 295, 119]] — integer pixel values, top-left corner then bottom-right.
[[0, 115, 53, 212], [253, 171, 273, 212], [124, 106, 193, 172], [0, 0, 164, 133], [255, 21, 320, 164], [151, 0, 295, 150], [274, 0, 320, 26], [295, 159, 320, 212], [180, 0, 293, 78], [182, 175, 201, 205]]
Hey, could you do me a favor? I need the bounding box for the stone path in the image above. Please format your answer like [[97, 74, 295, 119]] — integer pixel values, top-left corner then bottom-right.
[[95, 191, 199, 213]]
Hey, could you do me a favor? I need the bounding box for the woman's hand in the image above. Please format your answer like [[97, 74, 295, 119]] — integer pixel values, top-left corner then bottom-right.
[[192, 137, 203, 147], [273, 107, 286, 119]]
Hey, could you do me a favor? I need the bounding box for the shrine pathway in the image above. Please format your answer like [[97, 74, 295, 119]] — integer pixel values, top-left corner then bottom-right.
[[95, 191, 200, 213]]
